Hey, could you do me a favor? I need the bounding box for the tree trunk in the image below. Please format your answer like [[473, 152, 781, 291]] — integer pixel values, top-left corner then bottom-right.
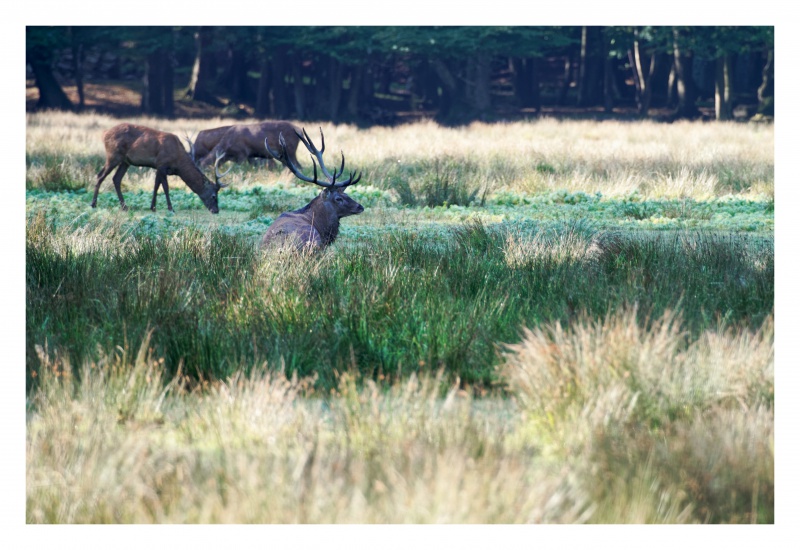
[[602, 34, 619, 113], [185, 26, 220, 105], [431, 58, 471, 123], [29, 58, 73, 111], [529, 57, 541, 112], [715, 54, 734, 120], [671, 28, 700, 119], [557, 46, 576, 105], [512, 57, 541, 111], [327, 57, 344, 121], [376, 62, 392, 95], [271, 47, 290, 118], [409, 58, 439, 112], [346, 64, 363, 119], [360, 55, 380, 114], [162, 42, 174, 118], [291, 52, 306, 119], [511, 58, 529, 108], [741, 52, 763, 102], [470, 54, 492, 118], [650, 53, 673, 108], [667, 62, 677, 107], [578, 26, 603, 107], [640, 54, 660, 114], [757, 49, 774, 116], [142, 44, 173, 118], [310, 55, 343, 120], [142, 49, 163, 115], [255, 56, 271, 118], [603, 52, 615, 113], [69, 27, 85, 111], [223, 45, 249, 103], [630, 31, 660, 116]]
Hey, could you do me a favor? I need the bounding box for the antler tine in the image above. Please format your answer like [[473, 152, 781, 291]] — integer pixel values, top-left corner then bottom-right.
[[184, 132, 196, 162], [339, 170, 362, 189], [214, 149, 232, 187], [296, 127, 326, 156], [264, 133, 284, 161], [316, 127, 325, 154], [295, 127, 345, 183], [266, 133, 324, 187], [309, 156, 319, 184], [280, 127, 361, 190], [334, 150, 345, 180], [330, 149, 361, 188]]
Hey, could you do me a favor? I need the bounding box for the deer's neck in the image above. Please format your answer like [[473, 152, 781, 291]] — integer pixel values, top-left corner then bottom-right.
[[175, 156, 207, 195], [301, 196, 340, 246]]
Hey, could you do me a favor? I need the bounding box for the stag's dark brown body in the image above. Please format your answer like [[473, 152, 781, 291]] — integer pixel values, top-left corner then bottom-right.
[[198, 121, 303, 169], [260, 127, 364, 252], [261, 190, 364, 250], [91, 123, 228, 213]]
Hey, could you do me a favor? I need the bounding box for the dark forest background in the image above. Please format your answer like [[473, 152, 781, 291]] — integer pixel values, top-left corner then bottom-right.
[[26, 26, 774, 125]]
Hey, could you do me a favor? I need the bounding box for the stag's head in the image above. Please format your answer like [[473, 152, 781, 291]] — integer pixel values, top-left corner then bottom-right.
[[320, 187, 364, 218], [265, 127, 364, 219], [187, 134, 231, 214]]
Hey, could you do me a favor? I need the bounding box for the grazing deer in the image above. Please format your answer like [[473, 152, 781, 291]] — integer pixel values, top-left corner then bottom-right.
[[260, 128, 363, 251], [191, 125, 232, 162], [196, 121, 303, 170], [91, 123, 230, 213]]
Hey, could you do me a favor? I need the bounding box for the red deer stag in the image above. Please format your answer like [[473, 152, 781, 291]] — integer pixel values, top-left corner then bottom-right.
[[196, 121, 303, 170], [261, 128, 363, 251], [91, 123, 230, 214]]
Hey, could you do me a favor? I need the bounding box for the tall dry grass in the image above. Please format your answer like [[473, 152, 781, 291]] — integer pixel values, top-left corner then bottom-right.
[[27, 308, 773, 524], [26, 112, 774, 200], [499, 308, 773, 524], [26, 111, 774, 524]]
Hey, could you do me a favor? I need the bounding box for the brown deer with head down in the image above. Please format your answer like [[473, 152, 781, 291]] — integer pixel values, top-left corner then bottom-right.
[[260, 128, 363, 251], [196, 121, 303, 170], [90, 123, 230, 213]]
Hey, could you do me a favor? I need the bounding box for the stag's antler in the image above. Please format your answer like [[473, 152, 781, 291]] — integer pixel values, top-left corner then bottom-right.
[[184, 132, 197, 162], [265, 127, 361, 189], [214, 150, 231, 188]]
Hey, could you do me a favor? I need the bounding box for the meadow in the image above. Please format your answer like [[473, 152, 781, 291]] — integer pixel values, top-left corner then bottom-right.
[[26, 111, 774, 524]]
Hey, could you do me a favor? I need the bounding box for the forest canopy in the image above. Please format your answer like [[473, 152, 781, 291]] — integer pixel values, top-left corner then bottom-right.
[[26, 26, 774, 125]]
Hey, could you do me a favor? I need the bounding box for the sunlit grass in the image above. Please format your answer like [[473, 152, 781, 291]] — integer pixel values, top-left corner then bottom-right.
[[25, 111, 774, 524], [27, 309, 772, 523], [26, 210, 774, 392], [26, 112, 774, 201]]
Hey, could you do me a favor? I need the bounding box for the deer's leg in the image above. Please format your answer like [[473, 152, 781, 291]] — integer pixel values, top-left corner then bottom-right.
[[152, 169, 173, 212], [110, 164, 129, 211], [162, 176, 173, 212], [91, 161, 118, 208]]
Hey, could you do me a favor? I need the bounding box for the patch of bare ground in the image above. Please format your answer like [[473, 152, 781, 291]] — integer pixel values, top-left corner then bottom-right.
[[26, 80, 230, 119]]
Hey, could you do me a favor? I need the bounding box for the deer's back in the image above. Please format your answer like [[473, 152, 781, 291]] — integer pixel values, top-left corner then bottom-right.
[[261, 211, 323, 250], [259, 121, 301, 151], [195, 126, 232, 158], [104, 123, 185, 169], [220, 121, 300, 152]]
